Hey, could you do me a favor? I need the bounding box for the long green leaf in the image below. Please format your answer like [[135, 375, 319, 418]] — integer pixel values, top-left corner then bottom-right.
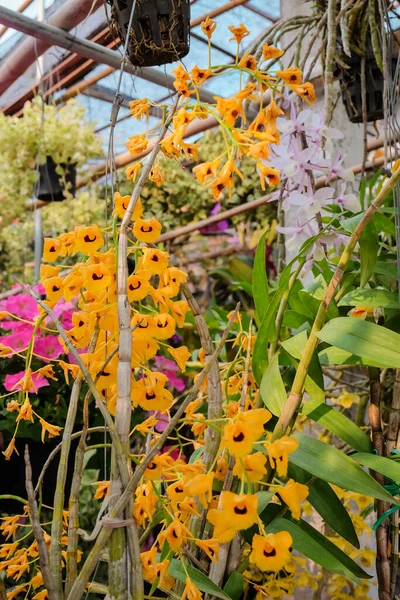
[[319, 345, 393, 369], [359, 222, 379, 287], [252, 230, 270, 325], [288, 464, 360, 547], [339, 289, 400, 309], [266, 515, 371, 582], [300, 400, 372, 453], [290, 434, 393, 502], [169, 561, 232, 600], [353, 453, 400, 483], [317, 317, 400, 368], [223, 572, 244, 600], [260, 353, 287, 416]]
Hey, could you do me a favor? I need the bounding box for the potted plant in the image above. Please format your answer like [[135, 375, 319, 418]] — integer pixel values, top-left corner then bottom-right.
[[107, 0, 190, 67], [0, 98, 102, 221]]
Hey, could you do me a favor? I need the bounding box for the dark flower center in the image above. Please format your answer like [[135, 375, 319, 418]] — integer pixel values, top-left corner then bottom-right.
[[234, 505, 248, 515], [263, 548, 277, 557], [52, 285, 60, 292], [129, 281, 141, 291], [146, 392, 156, 400], [147, 462, 157, 470], [140, 226, 153, 233], [92, 273, 104, 281], [84, 234, 96, 243], [233, 432, 245, 442]]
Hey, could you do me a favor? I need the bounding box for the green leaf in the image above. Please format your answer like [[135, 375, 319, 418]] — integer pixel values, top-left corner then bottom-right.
[[281, 330, 324, 389], [319, 345, 392, 369], [308, 480, 360, 548], [266, 516, 371, 582], [374, 261, 398, 279], [373, 212, 396, 236], [256, 491, 275, 514], [253, 230, 271, 325], [290, 433, 393, 502], [260, 353, 287, 416], [339, 289, 400, 309], [288, 464, 359, 547], [352, 453, 400, 483], [360, 222, 379, 287], [223, 572, 244, 600], [300, 400, 372, 453], [317, 317, 400, 368], [169, 561, 232, 600]]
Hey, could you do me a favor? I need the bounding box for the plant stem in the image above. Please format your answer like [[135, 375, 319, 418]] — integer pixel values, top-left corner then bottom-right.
[[324, 0, 337, 128], [25, 446, 60, 600]]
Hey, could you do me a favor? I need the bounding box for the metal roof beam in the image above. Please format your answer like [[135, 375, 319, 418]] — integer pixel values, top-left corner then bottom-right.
[[0, 6, 216, 104]]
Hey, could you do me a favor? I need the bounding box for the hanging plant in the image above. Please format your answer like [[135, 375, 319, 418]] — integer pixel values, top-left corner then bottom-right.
[[107, 0, 190, 67], [37, 157, 77, 202]]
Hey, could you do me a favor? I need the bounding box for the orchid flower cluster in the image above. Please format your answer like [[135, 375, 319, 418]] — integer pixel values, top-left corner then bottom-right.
[[0, 18, 365, 600], [269, 104, 360, 268]]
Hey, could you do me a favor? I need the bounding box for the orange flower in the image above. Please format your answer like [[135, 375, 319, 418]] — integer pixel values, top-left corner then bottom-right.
[[184, 473, 214, 508], [113, 192, 143, 220], [232, 451, 267, 482], [196, 538, 219, 563], [43, 276, 64, 303], [348, 306, 374, 319], [291, 82, 316, 104], [190, 66, 212, 86], [239, 52, 257, 71], [201, 16, 217, 39], [141, 248, 169, 275], [207, 492, 258, 542], [208, 157, 244, 199], [125, 134, 148, 157], [182, 578, 202, 600], [193, 159, 220, 184], [228, 23, 250, 44], [39, 418, 62, 443], [43, 238, 61, 262], [276, 67, 302, 85], [126, 162, 143, 181], [153, 313, 176, 340], [277, 479, 309, 519], [131, 314, 157, 340], [82, 262, 112, 293], [168, 346, 191, 371], [262, 43, 284, 61], [129, 98, 150, 119], [250, 532, 292, 572], [257, 162, 280, 190], [127, 271, 151, 303], [158, 519, 190, 550], [133, 217, 162, 243], [149, 164, 164, 187], [75, 225, 104, 254], [265, 436, 298, 477], [92, 480, 110, 500]]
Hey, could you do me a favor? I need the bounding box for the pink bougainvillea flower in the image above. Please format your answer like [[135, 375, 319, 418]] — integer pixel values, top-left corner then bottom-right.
[[34, 336, 64, 361], [52, 301, 75, 331], [0, 321, 33, 334], [4, 371, 50, 393], [1, 330, 33, 352], [150, 411, 169, 432]]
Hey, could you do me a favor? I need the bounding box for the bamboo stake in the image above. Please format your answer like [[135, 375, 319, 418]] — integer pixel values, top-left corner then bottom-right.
[[110, 96, 178, 600], [271, 165, 400, 441], [25, 446, 60, 600], [368, 369, 391, 600], [66, 310, 238, 600], [49, 328, 98, 599], [324, 0, 337, 127]]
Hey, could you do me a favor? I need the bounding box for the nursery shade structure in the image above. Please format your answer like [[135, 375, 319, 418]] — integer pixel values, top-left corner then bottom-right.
[[0, 0, 280, 153]]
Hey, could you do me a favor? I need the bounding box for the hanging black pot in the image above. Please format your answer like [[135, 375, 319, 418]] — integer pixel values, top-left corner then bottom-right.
[[107, 0, 190, 67], [337, 43, 398, 124], [37, 156, 77, 202]]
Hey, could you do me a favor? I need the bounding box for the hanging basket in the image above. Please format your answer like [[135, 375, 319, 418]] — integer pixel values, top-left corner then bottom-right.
[[107, 0, 190, 67], [37, 157, 77, 202], [337, 44, 398, 124]]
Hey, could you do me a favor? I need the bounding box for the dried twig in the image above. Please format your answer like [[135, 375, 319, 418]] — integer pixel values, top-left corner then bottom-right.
[[25, 446, 60, 600], [324, 0, 337, 127]]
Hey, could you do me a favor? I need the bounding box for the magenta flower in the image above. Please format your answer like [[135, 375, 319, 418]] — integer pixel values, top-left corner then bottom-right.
[[154, 356, 185, 391], [34, 335, 64, 361], [3, 294, 38, 320], [1, 330, 33, 352], [4, 371, 50, 393]]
